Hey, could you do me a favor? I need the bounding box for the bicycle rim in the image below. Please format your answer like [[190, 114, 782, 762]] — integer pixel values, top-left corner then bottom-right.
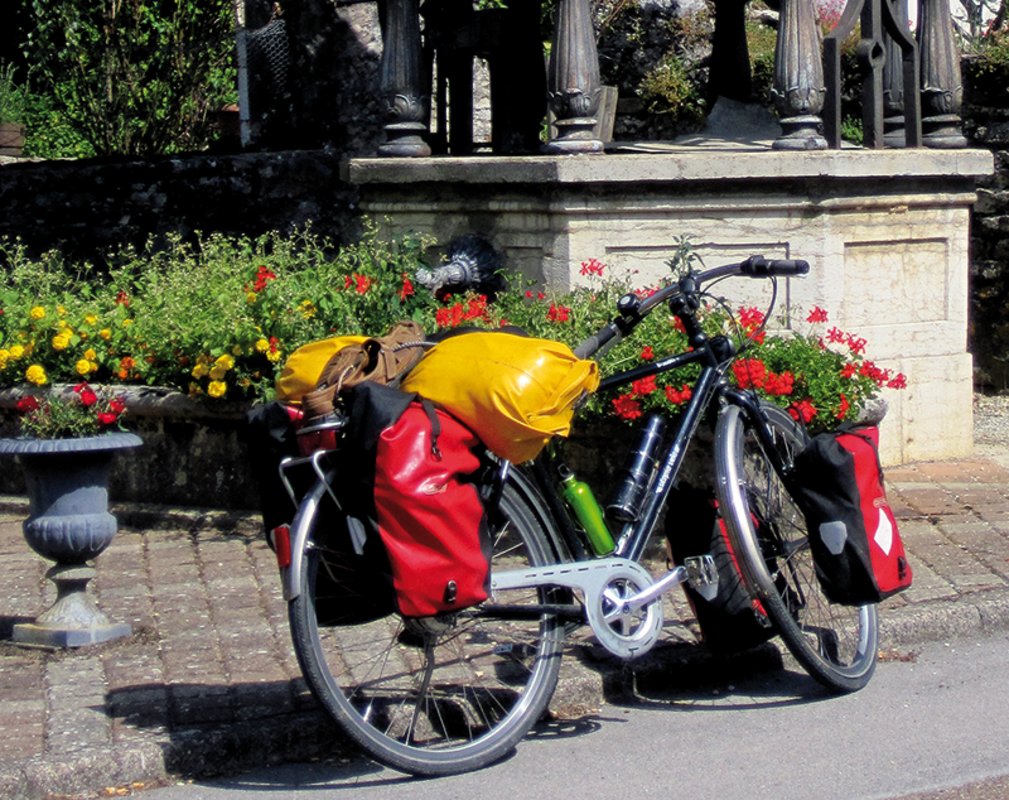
[[288, 480, 565, 775], [715, 402, 878, 693]]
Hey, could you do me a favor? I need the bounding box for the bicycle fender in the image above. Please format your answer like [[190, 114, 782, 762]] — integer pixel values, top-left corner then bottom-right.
[[283, 475, 334, 602]]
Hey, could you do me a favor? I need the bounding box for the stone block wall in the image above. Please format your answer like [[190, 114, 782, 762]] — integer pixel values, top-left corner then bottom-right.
[[0, 150, 360, 264], [963, 56, 1009, 389]]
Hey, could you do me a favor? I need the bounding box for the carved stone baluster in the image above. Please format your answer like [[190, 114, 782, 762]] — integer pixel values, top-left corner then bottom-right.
[[772, 0, 827, 150], [378, 0, 431, 157], [546, 0, 603, 154], [918, 0, 967, 148]]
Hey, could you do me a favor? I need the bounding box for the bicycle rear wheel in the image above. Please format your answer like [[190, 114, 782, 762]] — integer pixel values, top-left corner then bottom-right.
[[715, 402, 878, 692], [287, 476, 565, 775]]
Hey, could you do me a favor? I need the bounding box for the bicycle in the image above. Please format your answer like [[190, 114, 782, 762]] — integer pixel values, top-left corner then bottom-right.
[[275, 255, 879, 776]]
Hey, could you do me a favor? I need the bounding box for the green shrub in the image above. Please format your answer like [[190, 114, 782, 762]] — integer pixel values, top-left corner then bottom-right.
[[23, 0, 236, 157]]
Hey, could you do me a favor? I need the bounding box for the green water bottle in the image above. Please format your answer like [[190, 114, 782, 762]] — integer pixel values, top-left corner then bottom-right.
[[559, 466, 615, 556]]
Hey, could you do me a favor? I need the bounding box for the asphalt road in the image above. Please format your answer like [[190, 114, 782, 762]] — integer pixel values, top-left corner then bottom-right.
[[141, 632, 1009, 800]]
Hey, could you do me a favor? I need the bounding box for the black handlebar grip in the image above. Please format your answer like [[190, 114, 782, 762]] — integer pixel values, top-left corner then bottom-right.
[[740, 256, 810, 277], [574, 323, 621, 360]]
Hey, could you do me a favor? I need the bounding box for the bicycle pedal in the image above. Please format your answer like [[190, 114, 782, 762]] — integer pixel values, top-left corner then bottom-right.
[[684, 555, 719, 601]]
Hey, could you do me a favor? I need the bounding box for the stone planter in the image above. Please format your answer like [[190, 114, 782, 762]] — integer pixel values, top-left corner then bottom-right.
[[0, 432, 142, 647]]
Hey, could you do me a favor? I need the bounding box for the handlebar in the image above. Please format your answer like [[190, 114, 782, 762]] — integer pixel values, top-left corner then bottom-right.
[[573, 255, 809, 360]]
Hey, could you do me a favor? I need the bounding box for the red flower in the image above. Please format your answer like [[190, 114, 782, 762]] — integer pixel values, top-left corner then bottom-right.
[[764, 370, 795, 397], [74, 383, 98, 407], [826, 326, 846, 344], [249, 265, 277, 293], [631, 375, 657, 396], [672, 316, 686, 334], [97, 412, 119, 426], [888, 373, 908, 390], [846, 333, 867, 355], [354, 274, 371, 295], [732, 358, 766, 390], [435, 303, 465, 329], [788, 399, 817, 424], [579, 258, 606, 277], [525, 290, 546, 300], [399, 274, 415, 302], [464, 295, 490, 322], [108, 398, 127, 415], [836, 393, 850, 420], [114, 290, 130, 306], [547, 303, 571, 323], [806, 306, 829, 324], [840, 363, 857, 379], [640, 345, 655, 361], [738, 306, 765, 330], [16, 396, 39, 413], [664, 383, 692, 405], [612, 394, 642, 421]]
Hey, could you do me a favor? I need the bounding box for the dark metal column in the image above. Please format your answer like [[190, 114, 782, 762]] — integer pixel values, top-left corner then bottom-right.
[[918, 0, 967, 148], [378, 0, 431, 157], [546, 0, 603, 154], [772, 0, 828, 150]]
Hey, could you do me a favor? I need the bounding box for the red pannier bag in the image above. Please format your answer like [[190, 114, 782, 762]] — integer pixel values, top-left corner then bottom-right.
[[372, 401, 491, 617], [791, 425, 912, 605]]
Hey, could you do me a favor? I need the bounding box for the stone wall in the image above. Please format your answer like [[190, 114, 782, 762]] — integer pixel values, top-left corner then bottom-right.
[[0, 150, 360, 264], [963, 55, 1009, 389]]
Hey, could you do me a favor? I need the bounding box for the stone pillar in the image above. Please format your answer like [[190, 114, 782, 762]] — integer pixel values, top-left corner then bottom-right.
[[378, 0, 431, 157], [772, 0, 828, 150], [546, 0, 603, 154], [918, 0, 968, 148]]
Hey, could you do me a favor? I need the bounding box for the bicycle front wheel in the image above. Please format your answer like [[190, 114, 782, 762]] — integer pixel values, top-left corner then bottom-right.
[[715, 402, 878, 693], [288, 477, 565, 776]]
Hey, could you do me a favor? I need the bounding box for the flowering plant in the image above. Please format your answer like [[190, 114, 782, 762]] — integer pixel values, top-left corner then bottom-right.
[[0, 228, 904, 433], [13, 383, 128, 439]]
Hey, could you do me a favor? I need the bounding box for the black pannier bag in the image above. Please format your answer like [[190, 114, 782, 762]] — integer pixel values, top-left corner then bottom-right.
[[666, 486, 776, 653], [790, 425, 912, 605]]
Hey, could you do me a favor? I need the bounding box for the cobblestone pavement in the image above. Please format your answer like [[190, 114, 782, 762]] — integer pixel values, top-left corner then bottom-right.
[[0, 436, 1007, 798]]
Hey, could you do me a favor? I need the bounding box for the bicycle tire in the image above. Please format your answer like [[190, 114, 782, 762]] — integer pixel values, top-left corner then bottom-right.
[[288, 476, 566, 775], [715, 401, 878, 693]]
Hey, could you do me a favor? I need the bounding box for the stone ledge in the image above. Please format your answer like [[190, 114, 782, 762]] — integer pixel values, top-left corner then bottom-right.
[[345, 148, 995, 186]]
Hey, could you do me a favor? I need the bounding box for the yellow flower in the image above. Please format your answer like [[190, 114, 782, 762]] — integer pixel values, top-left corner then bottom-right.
[[299, 299, 317, 319], [254, 338, 269, 353], [84, 313, 98, 326], [0, 349, 8, 369], [246, 292, 258, 304], [207, 380, 227, 398], [29, 306, 45, 320], [232, 345, 242, 357], [25, 364, 47, 385], [266, 349, 282, 363], [75, 358, 92, 376], [188, 382, 203, 397], [56, 305, 67, 317], [191, 363, 210, 379], [214, 354, 235, 370], [9, 344, 25, 359], [122, 319, 134, 327], [209, 365, 227, 381], [52, 333, 71, 351], [84, 348, 97, 360], [99, 329, 112, 340]]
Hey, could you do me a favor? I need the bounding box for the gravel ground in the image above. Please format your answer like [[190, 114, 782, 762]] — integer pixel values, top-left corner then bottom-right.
[[973, 392, 1009, 467]]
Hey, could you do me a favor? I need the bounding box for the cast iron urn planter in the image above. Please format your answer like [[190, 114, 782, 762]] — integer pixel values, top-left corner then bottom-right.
[[0, 432, 142, 647]]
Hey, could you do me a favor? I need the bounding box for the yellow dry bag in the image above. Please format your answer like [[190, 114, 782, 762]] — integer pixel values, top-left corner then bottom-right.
[[275, 335, 368, 404], [401, 331, 599, 463]]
